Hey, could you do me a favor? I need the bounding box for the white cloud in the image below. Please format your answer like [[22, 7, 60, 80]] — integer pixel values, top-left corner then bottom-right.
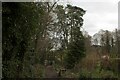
[[69, 1, 119, 36]]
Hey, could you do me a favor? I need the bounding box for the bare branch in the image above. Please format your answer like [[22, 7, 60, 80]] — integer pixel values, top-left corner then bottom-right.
[[48, 0, 60, 13]]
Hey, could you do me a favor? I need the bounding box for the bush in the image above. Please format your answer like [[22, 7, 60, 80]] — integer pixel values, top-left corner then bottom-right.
[[79, 69, 91, 78], [78, 68, 119, 79]]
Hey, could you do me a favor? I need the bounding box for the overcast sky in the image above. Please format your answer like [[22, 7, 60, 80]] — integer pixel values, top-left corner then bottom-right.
[[63, 0, 119, 36]]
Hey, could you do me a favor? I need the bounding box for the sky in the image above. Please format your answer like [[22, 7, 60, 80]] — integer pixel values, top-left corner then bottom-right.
[[62, 0, 119, 36]]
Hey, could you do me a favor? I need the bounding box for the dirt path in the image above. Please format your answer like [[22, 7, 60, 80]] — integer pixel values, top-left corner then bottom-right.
[[44, 65, 58, 78]]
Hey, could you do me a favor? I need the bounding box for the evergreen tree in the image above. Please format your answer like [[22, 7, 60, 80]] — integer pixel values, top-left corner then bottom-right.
[[64, 5, 86, 69]]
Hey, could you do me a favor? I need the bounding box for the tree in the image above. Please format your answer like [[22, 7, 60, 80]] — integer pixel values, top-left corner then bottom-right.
[[2, 2, 50, 77], [64, 5, 86, 69], [100, 34, 105, 54], [2, 2, 87, 77], [105, 30, 111, 54], [84, 31, 92, 54]]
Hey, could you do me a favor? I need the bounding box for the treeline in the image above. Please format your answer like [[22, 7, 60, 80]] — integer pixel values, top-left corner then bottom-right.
[[92, 29, 120, 55], [91, 29, 120, 76], [2, 2, 86, 78], [79, 29, 120, 78]]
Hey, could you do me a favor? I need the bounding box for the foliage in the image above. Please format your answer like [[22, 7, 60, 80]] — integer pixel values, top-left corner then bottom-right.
[[3, 2, 119, 79], [78, 68, 119, 79], [64, 5, 86, 69], [2, 2, 47, 77], [65, 35, 85, 69]]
